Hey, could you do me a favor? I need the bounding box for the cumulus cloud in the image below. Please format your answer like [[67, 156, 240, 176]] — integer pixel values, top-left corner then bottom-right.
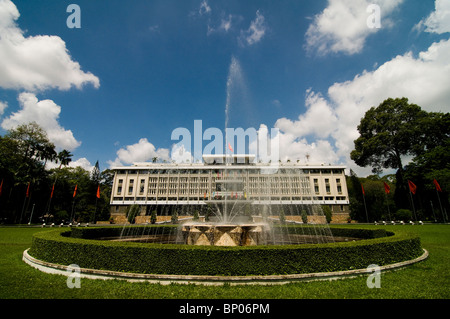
[[275, 90, 338, 139], [1, 92, 81, 151], [240, 10, 266, 46], [46, 157, 94, 172], [0, 100, 7, 117], [0, 0, 100, 91], [171, 143, 194, 163], [305, 0, 403, 55], [415, 0, 450, 34], [108, 138, 170, 167], [278, 37, 450, 175]]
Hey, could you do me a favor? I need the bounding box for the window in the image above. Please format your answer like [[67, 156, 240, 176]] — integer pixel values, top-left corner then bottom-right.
[[336, 178, 342, 194], [128, 179, 134, 195], [117, 179, 123, 195], [139, 179, 145, 195], [313, 178, 319, 194]]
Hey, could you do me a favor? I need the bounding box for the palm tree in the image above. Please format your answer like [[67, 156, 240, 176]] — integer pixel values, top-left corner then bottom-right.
[[57, 150, 73, 169]]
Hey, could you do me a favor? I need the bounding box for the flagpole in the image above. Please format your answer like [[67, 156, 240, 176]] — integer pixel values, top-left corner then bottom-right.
[[435, 188, 443, 221], [361, 183, 369, 223], [430, 200, 437, 223], [70, 198, 76, 224], [28, 203, 35, 225], [363, 195, 369, 223], [46, 183, 55, 223], [19, 194, 27, 224], [408, 187, 417, 222], [384, 191, 391, 221]]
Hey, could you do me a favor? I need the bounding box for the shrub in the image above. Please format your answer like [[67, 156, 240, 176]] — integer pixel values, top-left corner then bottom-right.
[[29, 226, 423, 277], [301, 210, 308, 224], [126, 205, 140, 224], [322, 205, 332, 224], [171, 211, 178, 224], [279, 210, 286, 224], [395, 209, 412, 221], [150, 211, 157, 224]]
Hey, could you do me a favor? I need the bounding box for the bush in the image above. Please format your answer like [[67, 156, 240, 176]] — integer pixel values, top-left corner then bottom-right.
[[301, 210, 308, 224], [29, 226, 423, 277], [127, 205, 140, 224], [395, 209, 412, 221], [171, 211, 178, 224], [279, 210, 286, 224], [322, 206, 332, 224], [150, 211, 157, 224]]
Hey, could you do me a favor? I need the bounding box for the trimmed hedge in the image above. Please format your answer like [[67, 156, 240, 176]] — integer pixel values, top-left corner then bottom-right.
[[29, 226, 423, 276]]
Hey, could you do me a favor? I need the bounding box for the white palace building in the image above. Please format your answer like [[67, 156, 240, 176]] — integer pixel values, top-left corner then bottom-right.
[[109, 155, 350, 224]]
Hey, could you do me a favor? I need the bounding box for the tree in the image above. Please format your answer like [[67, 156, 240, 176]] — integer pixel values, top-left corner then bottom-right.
[[171, 210, 178, 224], [127, 204, 140, 224], [301, 210, 308, 224], [91, 161, 100, 183], [57, 150, 73, 169], [350, 97, 449, 208], [322, 205, 332, 224], [0, 123, 57, 222], [150, 210, 157, 224]]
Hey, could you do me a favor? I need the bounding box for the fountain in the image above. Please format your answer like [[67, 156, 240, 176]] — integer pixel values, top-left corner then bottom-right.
[[24, 56, 426, 282], [177, 56, 334, 246]]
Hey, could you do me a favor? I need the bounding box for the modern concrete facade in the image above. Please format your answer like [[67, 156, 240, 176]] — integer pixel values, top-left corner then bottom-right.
[[109, 155, 350, 223]]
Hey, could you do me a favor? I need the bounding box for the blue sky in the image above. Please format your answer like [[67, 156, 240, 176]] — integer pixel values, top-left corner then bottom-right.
[[0, 0, 449, 176]]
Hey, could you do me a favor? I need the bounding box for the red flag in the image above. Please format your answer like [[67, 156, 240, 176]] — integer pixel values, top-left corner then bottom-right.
[[433, 179, 442, 192], [383, 182, 390, 194], [50, 183, 55, 198], [228, 142, 233, 153], [361, 183, 365, 196], [96, 185, 101, 199], [0, 179, 3, 196], [26, 182, 30, 198], [73, 184, 78, 198], [408, 180, 417, 195]]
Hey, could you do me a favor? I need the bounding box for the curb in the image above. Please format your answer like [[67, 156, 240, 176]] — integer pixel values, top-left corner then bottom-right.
[[23, 248, 428, 286]]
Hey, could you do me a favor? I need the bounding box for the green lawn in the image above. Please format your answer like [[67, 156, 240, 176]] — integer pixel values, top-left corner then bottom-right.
[[0, 224, 449, 299]]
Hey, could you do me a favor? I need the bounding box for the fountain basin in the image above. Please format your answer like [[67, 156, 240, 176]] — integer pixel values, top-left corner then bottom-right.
[[181, 223, 269, 246]]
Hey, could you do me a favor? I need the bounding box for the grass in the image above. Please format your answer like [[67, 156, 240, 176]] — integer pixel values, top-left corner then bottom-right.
[[0, 224, 449, 299]]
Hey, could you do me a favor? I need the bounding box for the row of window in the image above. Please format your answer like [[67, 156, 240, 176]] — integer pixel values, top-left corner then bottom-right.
[[112, 196, 348, 202], [115, 168, 345, 175], [116, 177, 344, 197]]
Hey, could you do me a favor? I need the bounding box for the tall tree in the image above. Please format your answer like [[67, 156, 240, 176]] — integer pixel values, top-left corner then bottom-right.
[[57, 150, 73, 169], [350, 97, 449, 208]]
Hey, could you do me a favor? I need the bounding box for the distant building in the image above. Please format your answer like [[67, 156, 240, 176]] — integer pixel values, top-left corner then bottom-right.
[[109, 155, 350, 223]]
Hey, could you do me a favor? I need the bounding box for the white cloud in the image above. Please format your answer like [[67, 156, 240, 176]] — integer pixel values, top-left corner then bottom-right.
[[199, 0, 211, 16], [305, 0, 403, 55], [415, 0, 450, 34], [0, 0, 100, 91], [220, 15, 233, 32], [171, 143, 194, 163], [275, 90, 338, 139], [46, 157, 94, 172], [69, 157, 95, 171], [1, 92, 81, 151], [207, 14, 235, 36], [275, 37, 450, 176], [108, 138, 170, 167], [240, 10, 266, 46], [0, 100, 7, 117], [248, 124, 338, 165]]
